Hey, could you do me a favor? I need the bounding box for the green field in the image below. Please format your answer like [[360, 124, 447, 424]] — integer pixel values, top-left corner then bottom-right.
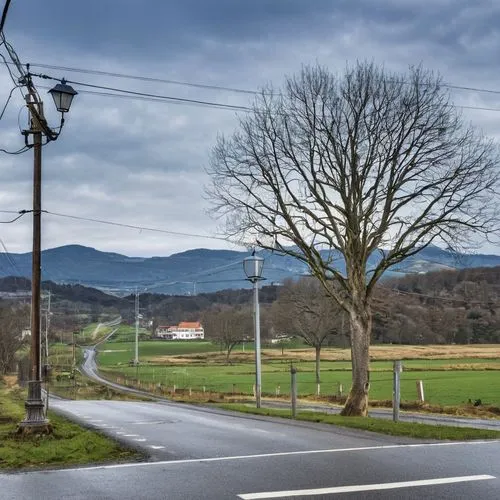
[[95, 340, 500, 408]]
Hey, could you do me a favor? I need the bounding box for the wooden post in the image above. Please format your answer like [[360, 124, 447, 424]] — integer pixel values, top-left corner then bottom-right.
[[393, 360, 402, 422], [416, 380, 425, 402], [291, 365, 297, 419], [276, 385, 280, 396], [337, 382, 343, 398], [316, 383, 320, 396]]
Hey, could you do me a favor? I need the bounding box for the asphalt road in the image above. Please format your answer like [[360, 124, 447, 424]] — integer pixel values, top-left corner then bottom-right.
[[1, 397, 499, 499]]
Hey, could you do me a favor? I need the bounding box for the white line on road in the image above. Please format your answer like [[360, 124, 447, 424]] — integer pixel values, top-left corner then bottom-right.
[[134, 438, 147, 442], [149, 445, 165, 450], [237, 475, 496, 499], [32, 440, 500, 474]]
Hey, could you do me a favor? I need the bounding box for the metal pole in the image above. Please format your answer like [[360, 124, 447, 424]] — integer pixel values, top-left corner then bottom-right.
[[134, 289, 139, 365], [254, 279, 261, 408], [393, 360, 402, 422], [45, 290, 50, 361], [19, 113, 50, 432]]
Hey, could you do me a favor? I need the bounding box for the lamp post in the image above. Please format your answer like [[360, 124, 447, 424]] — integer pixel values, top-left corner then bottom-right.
[[243, 252, 265, 408], [18, 78, 77, 434]]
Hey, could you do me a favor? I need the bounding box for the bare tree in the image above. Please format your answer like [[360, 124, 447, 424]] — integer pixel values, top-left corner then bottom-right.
[[0, 304, 29, 374], [207, 62, 499, 415], [202, 306, 253, 364], [271, 277, 341, 384]]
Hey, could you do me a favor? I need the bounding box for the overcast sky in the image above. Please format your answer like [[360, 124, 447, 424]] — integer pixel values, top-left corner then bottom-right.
[[1, 0, 500, 257]]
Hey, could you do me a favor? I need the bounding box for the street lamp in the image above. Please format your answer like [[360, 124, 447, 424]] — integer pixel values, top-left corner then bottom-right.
[[243, 252, 265, 408], [18, 78, 77, 434]]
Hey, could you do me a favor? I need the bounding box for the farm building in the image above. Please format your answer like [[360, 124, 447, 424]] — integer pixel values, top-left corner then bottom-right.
[[156, 321, 204, 340]]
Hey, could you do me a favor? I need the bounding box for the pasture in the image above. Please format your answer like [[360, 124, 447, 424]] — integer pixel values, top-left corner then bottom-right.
[[96, 340, 500, 410]]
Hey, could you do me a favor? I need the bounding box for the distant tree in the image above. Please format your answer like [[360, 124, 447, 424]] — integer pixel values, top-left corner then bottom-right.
[[202, 306, 253, 364], [207, 62, 500, 415], [271, 277, 341, 384], [0, 304, 29, 374]]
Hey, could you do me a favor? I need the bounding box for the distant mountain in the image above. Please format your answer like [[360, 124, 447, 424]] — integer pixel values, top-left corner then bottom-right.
[[1, 244, 499, 295]]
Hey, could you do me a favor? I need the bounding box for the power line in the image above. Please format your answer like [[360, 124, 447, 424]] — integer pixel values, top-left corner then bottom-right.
[[0, 210, 28, 223], [0, 0, 12, 32], [36, 84, 251, 111], [23, 61, 500, 99], [43, 210, 235, 243], [27, 62, 259, 95], [33, 74, 251, 112]]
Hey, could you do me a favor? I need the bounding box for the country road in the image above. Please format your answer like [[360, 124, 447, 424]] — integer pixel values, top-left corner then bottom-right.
[[2, 397, 500, 499], [2, 344, 499, 498]]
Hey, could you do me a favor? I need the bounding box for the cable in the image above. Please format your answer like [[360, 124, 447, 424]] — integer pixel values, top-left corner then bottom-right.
[[28, 62, 259, 95], [0, 210, 28, 223], [0, 83, 16, 120], [25, 61, 500, 99], [33, 74, 251, 112], [0, 0, 12, 32], [43, 210, 234, 242], [0, 145, 29, 154], [0, 236, 23, 277], [36, 84, 252, 111]]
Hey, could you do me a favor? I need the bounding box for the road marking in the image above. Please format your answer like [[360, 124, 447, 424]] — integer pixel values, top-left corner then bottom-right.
[[149, 445, 165, 450], [34, 439, 500, 473], [134, 438, 147, 442], [130, 420, 167, 425], [123, 434, 140, 437], [237, 475, 496, 499]]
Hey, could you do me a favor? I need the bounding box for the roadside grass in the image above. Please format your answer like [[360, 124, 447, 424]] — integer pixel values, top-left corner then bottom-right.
[[48, 371, 152, 402], [217, 403, 500, 441], [0, 380, 143, 470]]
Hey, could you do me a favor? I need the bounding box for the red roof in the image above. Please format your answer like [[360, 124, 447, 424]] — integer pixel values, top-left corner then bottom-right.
[[178, 321, 202, 329]]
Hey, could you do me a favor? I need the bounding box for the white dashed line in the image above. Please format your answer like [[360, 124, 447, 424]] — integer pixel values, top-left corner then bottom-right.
[[133, 438, 147, 442], [149, 445, 165, 450]]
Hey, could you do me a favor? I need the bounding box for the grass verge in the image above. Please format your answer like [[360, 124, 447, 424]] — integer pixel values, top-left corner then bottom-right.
[[0, 382, 144, 470], [217, 403, 500, 441]]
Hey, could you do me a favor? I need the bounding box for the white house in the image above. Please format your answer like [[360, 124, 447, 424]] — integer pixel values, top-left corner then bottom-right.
[[156, 321, 204, 340]]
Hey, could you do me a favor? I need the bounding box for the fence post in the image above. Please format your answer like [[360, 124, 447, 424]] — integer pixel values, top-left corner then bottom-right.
[[316, 383, 320, 396], [416, 380, 425, 402], [337, 382, 343, 398], [393, 360, 402, 422], [276, 385, 280, 396], [291, 365, 297, 419]]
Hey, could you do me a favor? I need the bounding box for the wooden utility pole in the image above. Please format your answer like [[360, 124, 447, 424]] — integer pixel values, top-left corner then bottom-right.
[[19, 98, 51, 433]]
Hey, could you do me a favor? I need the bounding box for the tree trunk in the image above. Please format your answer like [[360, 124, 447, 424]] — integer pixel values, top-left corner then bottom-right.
[[341, 304, 372, 417], [315, 345, 321, 385]]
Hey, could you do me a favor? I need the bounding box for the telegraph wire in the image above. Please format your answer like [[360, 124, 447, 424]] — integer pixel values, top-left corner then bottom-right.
[[21, 60, 500, 99], [27, 62, 258, 95], [0, 0, 12, 33], [32, 73, 251, 112], [43, 210, 235, 243], [36, 84, 250, 111]]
